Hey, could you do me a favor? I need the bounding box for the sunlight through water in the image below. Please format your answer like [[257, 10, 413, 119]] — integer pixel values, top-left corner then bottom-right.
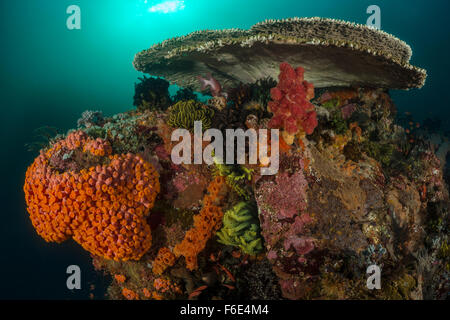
[[147, 0, 186, 13]]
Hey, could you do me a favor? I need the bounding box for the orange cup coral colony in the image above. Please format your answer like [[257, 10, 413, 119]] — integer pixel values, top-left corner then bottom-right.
[[152, 247, 177, 275], [24, 130, 160, 261], [173, 175, 228, 270]]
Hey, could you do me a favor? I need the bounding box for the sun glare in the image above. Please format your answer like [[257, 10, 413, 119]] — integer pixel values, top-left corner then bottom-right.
[[148, 0, 186, 14]]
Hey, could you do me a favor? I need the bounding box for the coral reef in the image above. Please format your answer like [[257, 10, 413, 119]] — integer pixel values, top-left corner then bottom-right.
[[240, 259, 282, 300], [24, 19, 450, 300], [255, 154, 316, 299], [258, 162, 308, 220]]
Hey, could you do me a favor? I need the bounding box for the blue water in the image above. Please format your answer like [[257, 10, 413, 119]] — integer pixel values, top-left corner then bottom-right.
[[1, 0, 449, 299]]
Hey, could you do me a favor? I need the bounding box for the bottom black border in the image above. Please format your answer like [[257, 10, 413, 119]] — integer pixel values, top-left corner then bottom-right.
[[1, 300, 446, 319]]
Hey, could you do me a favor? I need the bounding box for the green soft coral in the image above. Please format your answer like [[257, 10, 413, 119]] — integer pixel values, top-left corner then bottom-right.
[[168, 100, 214, 131], [217, 202, 263, 255], [212, 155, 253, 200]]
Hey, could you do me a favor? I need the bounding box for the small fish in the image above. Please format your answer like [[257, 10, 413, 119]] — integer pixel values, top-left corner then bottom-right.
[[318, 92, 332, 103], [188, 290, 203, 299], [222, 284, 235, 290], [194, 285, 208, 292], [217, 263, 235, 282], [197, 73, 223, 97]]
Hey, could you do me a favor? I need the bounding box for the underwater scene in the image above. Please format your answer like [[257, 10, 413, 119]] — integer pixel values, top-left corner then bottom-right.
[[1, 0, 449, 302]]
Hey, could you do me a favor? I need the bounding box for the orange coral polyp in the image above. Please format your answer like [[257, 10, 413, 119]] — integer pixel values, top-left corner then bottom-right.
[[24, 131, 160, 261], [122, 288, 139, 300], [153, 278, 182, 294], [152, 247, 177, 275], [173, 176, 227, 270], [114, 274, 126, 283], [83, 138, 113, 157]]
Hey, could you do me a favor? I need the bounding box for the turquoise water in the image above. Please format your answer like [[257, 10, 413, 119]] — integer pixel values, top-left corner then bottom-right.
[[1, 0, 448, 299]]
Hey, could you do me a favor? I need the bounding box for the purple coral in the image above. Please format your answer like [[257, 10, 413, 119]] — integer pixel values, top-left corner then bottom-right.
[[284, 237, 315, 255], [341, 104, 357, 120], [266, 170, 308, 219], [284, 214, 315, 254], [289, 213, 313, 234], [172, 171, 201, 193], [255, 154, 317, 299]]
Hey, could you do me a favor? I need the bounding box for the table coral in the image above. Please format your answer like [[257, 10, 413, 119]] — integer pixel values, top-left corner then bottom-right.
[[268, 62, 318, 142], [133, 17, 426, 90], [24, 131, 160, 261]]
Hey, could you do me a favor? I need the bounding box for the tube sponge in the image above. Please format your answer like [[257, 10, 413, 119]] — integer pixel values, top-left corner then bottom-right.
[[216, 202, 263, 256]]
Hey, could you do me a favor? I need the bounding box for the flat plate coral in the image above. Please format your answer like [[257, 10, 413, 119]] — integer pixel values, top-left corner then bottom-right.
[[133, 17, 426, 90]]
